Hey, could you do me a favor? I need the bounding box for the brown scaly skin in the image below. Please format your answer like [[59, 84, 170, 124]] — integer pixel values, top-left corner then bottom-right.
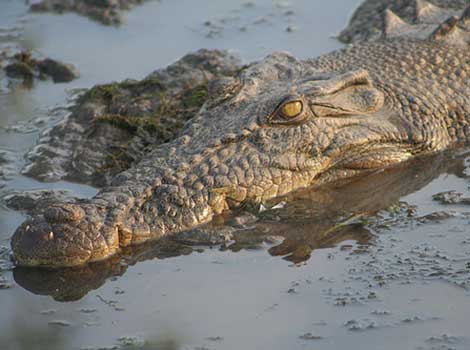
[[13, 151, 463, 301], [339, 0, 470, 43], [11, 3, 470, 267]]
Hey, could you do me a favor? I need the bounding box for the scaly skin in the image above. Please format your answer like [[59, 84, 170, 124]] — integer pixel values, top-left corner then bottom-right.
[[11, 8, 470, 267], [339, 0, 470, 43]]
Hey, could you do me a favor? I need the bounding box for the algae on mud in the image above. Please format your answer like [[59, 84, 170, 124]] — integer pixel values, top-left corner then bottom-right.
[[3, 51, 79, 85], [90, 80, 208, 137], [29, 0, 148, 26], [22, 49, 241, 187]]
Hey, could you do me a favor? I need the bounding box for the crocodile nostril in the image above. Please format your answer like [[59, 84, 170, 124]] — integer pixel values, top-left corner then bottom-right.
[[44, 204, 85, 223]]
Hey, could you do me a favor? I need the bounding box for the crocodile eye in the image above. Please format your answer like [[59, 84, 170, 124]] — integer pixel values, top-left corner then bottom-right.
[[280, 101, 303, 118], [268, 97, 306, 125]]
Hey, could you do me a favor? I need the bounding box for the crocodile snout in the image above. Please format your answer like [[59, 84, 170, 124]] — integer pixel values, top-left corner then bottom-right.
[[11, 203, 119, 267], [44, 204, 85, 223]]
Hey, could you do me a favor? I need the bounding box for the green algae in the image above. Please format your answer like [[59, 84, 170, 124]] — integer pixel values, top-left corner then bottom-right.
[[77, 82, 126, 105], [77, 77, 165, 105], [92, 81, 208, 138], [88, 81, 209, 174], [94, 114, 140, 133], [180, 83, 208, 109]]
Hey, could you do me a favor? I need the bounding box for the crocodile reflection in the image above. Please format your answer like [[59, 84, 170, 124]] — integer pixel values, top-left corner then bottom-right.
[[13, 152, 467, 301]]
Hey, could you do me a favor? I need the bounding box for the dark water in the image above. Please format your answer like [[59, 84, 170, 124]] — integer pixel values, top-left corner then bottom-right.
[[1, 1, 470, 349]]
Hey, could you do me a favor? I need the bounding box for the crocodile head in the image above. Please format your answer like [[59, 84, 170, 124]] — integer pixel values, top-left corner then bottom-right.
[[11, 52, 419, 267]]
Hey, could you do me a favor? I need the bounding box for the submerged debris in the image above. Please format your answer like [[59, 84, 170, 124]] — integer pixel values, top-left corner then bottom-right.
[[432, 191, 470, 205], [96, 294, 121, 311], [40, 309, 58, 315], [29, 0, 148, 26], [298, 332, 323, 340], [47, 320, 72, 327], [371, 309, 392, 316], [0, 246, 13, 274], [0, 149, 17, 182], [3, 51, 79, 84], [417, 210, 459, 223], [78, 308, 97, 314], [200, 0, 297, 38], [0, 276, 12, 289], [37, 58, 80, 83], [117, 336, 145, 347], [205, 336, 224, 342], [343, 318, 383, 331], [425, 334, 464, 345]]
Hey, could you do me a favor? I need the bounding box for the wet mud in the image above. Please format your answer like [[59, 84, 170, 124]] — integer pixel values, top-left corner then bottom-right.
[[29, 0, 148, 26]]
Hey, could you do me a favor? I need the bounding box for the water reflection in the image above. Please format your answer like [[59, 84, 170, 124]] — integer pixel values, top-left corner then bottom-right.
[[13, 240, 192, 302], [246, 151, 464, 263], [13, 151, 468, 301]]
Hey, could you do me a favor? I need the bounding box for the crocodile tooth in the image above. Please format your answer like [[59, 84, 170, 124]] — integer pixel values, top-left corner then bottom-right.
[[383, 9, 410, 38], [414, 0, 442, 23]]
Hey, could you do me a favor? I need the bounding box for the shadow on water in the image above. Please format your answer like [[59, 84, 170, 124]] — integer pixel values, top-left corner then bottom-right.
[[13, 150, 470, 301], [0, 301, 69, 350], [0, 294, 187, 350]]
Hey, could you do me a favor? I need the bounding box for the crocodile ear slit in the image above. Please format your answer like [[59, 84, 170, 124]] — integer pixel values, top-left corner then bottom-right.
[[304, 69, 373, 96], [310, 84, 384, 118]]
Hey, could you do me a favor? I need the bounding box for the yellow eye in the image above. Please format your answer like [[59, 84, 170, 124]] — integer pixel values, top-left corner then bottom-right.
[[280, 101, 303, 118]]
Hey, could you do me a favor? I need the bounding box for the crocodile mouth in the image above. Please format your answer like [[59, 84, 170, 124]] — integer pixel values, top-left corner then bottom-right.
[[11, 206, 120, 268], [11, 223, 90, 268], [330, 142, 414, 169]]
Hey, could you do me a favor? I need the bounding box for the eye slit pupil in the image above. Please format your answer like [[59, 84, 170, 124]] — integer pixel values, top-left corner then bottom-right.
[[280, 101, 303, 118]]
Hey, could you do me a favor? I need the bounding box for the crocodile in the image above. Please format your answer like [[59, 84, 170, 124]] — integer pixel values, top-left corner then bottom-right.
[[11, 0, 470, 267], [13, 151, 462, 301]]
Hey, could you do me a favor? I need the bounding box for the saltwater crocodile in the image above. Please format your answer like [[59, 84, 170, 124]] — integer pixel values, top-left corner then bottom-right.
[[11, 0, 470, 267], [14, 151, 463, 301]]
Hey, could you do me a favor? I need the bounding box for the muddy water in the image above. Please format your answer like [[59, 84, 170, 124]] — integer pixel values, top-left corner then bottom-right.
[[1, 1, 470, 349]]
